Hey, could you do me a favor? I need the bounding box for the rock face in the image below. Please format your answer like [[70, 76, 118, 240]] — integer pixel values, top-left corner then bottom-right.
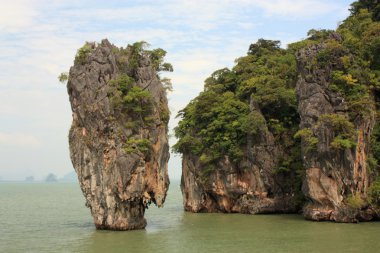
[[181, 154, 297, 214], [67, 39, 170, 230], [177, 5, 380, 223], [177, 40, 301, 215], [181, 100, 299, 214], [296, 36, 377, 222]]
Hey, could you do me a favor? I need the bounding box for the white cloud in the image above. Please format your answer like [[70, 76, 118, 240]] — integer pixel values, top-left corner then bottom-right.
[[249, 0, 341, 18], [0, 0, 352, 180], [237, 22, 260, 30], [62, 6, 161, 22], [0, 132, 41, 148], [0, 1, 39, 32]]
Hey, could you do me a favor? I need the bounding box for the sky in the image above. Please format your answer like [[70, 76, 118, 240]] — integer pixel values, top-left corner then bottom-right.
[[0, 0, 353, 181]]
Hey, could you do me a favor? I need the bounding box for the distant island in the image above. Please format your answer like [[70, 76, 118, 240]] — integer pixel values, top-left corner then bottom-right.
[[45, 173, 58, 183], [0, 171, 77, 183], [59, 171, 77, 182], [25, 176, 34, 182], [45, 171, 77, 183]]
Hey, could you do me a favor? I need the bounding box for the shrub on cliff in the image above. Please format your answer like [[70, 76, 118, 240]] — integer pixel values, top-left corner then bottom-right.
[[294, 128, 318, 152], [368, 177, 380, 206], [318, 114, 357, 150], [58, 72, 69, 83], [74, 43, 94, 65], [350, 0, 380, 21], [346, 193, 366, 209], [110, 74, 153, 127]]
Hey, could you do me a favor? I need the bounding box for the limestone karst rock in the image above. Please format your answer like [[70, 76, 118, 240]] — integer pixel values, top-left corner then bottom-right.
[[180, 100, 299, 214], [175, 2, 380, 222], [67, 39, 170, 230], [175, 41, 301, 214], [296, 35, 377, 222]]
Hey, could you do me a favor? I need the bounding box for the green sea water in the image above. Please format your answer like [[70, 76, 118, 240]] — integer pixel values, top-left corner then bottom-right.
[[1, 181, 380, 253]]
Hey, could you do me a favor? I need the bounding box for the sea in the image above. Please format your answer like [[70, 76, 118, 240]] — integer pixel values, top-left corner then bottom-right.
[[1, 181, 380, 253]]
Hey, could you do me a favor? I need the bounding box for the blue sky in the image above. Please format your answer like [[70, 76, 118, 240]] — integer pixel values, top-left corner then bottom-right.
[[0, 0, 353, 180]]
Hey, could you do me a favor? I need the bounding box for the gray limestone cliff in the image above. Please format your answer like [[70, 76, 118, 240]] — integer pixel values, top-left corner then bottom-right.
[[181, 144, 298, 214], [176, 40, 302, 215], [181, 100, 300, 214], [67, 39, 170, 230], [175, 2, 380, 223], [296, 35, 378, 222], [176, 32, 380, 222]]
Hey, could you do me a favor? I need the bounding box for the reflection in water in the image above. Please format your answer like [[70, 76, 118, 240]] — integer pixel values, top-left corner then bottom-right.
[[1, 182, 380, 253]]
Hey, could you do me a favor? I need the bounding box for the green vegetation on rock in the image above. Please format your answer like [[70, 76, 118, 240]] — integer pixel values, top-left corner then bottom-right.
[[110, 73, 153, 130], [346, 192, 366, 209], [58, 72, 69, 83], [294, 128, 318, 152], [175, 0, 380, 213], [124, 137, 151, 154], [105, 42, 172, 156], [368, 177, 380, 206], [74, 43, 94, 65], [174, 38, 300, 175], [318, 114, 357, 150]]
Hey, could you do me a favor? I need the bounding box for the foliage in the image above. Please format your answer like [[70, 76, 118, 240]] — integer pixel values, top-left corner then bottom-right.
[[288, 39, 318, 52], [289, 9, 379, 123], [120, 41, 173, 75], [74, 43, 93, 65], [204, 68, 237, 92], [367, 155, 378, 174], [294, 128, 318, 152], [346, 192, 366, 209], [109, 41, 173, 157], [149, 48, 174, 72], [110, 74, 152, 125], [159, 102, 170, 124], [316, 39, 347, 67], [174, 90, 251, 163], [248, 39, 281, 56], [174, 4, 380, 203], [124, 41, 149, 72], [58, 72, 69, 83], [318, 114, 355, 134], [234, 40, 298, 130], [337, 8, 380, 94], [174, 38, 300, 174], [368, 177, 380, 206], [371, 122, 380, 169], [117, 42, 174, 97], [318, 114, 356, 150], [330, 136, 356, 150], [307, 29, 335, 41], [240, 111, 266, 135], [124, 137, 151, 154], [275, 148, 302, 174], [350, 0, 380, 21], [110, 74, 135, 93]]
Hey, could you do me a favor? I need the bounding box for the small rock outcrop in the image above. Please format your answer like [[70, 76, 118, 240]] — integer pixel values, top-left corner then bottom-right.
[[67, 39, 170, 230]]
